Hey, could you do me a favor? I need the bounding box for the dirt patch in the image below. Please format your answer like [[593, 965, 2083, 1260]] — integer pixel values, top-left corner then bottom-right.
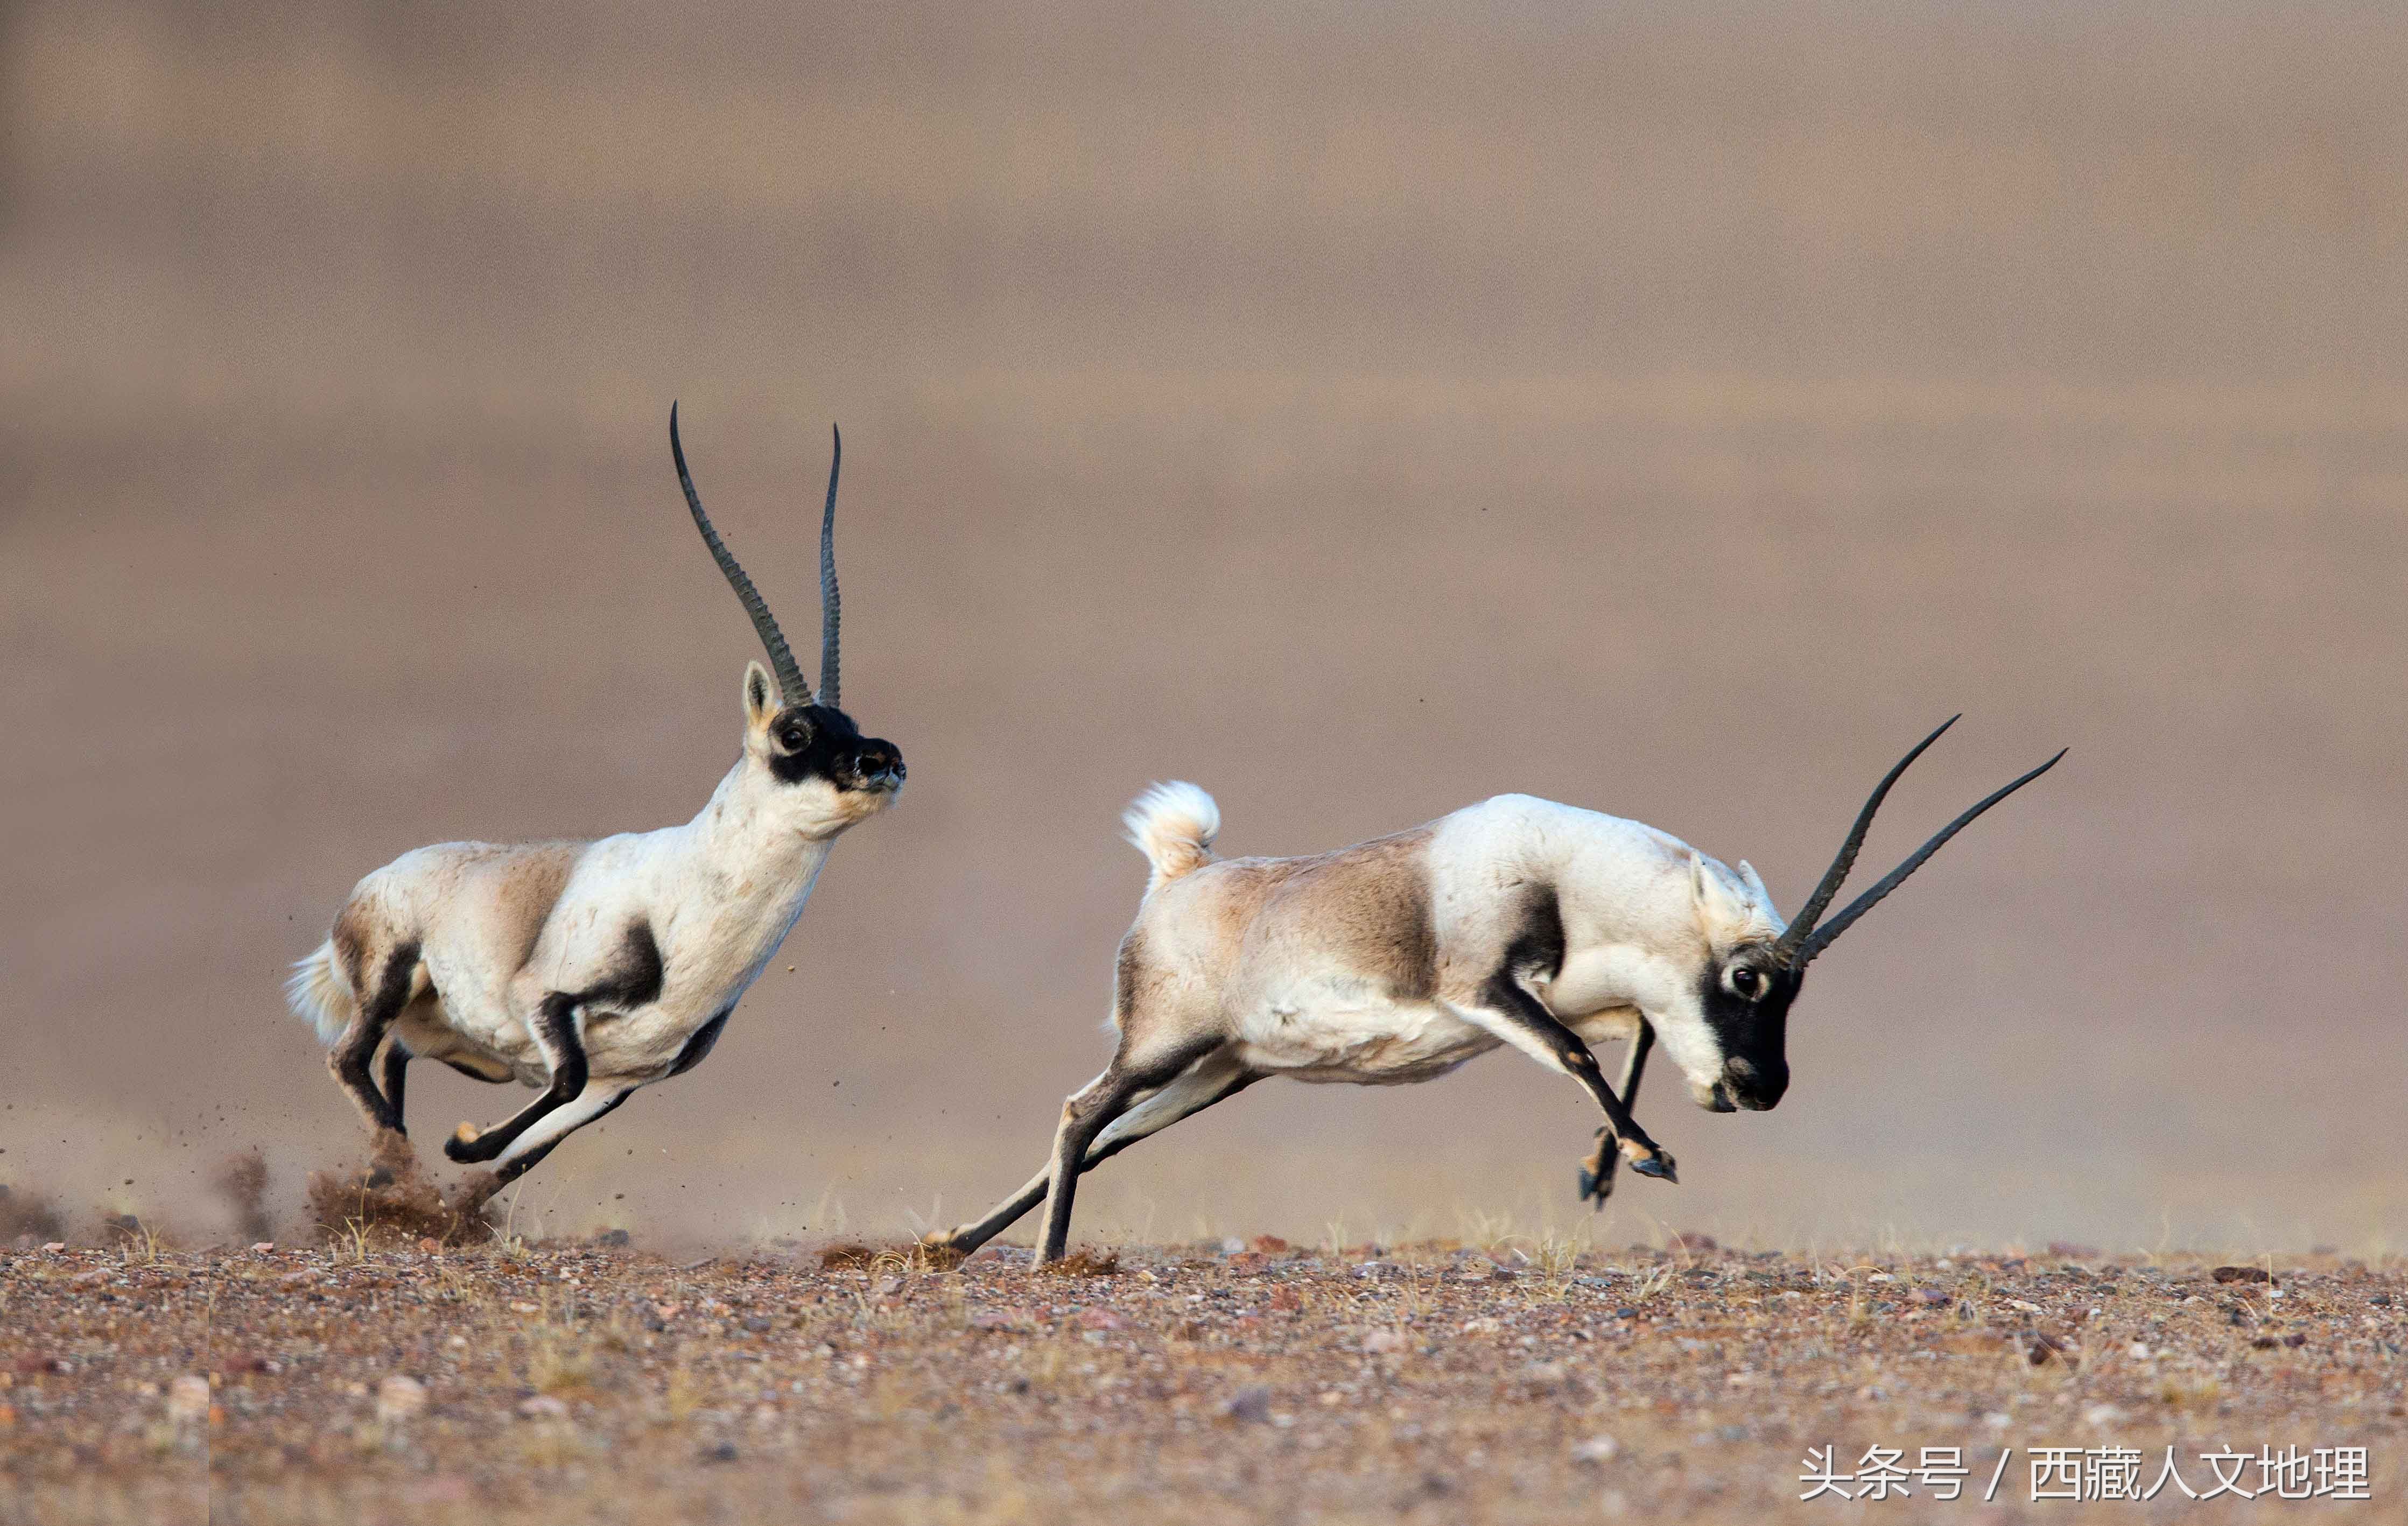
[[303, 1131, 496, 1247], [817, 1241, 886, 1271], [2, 1242, 2398, 1525]]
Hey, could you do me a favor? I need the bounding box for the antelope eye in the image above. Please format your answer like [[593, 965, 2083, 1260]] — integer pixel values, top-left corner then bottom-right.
[[777, 725, 809, 751], [1731, 967, 1760, 996]]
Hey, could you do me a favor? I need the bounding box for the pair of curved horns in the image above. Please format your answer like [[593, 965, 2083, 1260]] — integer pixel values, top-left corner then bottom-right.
[[1771, 716, 2066, 969], [669, 403, 844, 711]]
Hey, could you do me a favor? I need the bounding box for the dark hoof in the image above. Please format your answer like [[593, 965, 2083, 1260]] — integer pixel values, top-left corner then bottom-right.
[[443, 1134, 481, 1164], [1630, 1153, 1678, 1183]]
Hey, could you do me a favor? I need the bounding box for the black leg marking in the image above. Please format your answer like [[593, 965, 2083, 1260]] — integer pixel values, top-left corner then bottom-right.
[[445, 994, 588, 1164], [1036, 1039, 1226, 1264], [491, 1089, 631, 1186], [377, 1040, 411, 1137], [666, 1007, 733, 1078], [1579, 1022, 1654, 1206], [606, 922, 665, 1010], [439, 1057, 513, 1083], [1089, 1071, 1260, 1170], [445, 920, 663, 1165], [935, 1067, 1261, 1259], [327, 942, 419, 1135], [1483, 971, 1673, 1182]]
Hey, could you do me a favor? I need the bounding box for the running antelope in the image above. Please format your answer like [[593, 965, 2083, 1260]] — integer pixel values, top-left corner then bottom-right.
[[929, 721, 2059, 1263], [287, 406, 904, 1186]]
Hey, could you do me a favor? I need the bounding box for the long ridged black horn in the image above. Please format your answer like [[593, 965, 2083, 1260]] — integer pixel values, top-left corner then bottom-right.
[[1791, 747, 2067, 968], [1771, 716, 1960, 964], [816, 424, 841, 711], [671, 402, 810, 706]]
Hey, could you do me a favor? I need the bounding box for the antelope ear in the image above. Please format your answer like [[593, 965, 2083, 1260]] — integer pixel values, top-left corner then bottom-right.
[[1688, 851, 1751, 940], [742, 661, 783, 728], [1735, 860, 1774, 916]]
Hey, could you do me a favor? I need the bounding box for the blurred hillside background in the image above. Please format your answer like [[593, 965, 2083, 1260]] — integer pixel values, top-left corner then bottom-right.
[[3, 0, 2403, 1251]]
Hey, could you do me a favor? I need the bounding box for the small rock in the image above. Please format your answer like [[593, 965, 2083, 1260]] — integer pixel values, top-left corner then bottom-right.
[[516, 1395, 569, 1420], [1459, 1317, 1503, 1335], [1248, 1235, 1290, 1254], [41, 1242, 66, 1254], [165, 1374, 212, 1425], [742, 1316, 773, 1333], [1362, 1328, 1410, 1355], [1913, 1287, 1951, 1306], [594, 1228, 631, 1248], [1221, 1385, 1274, 1423], [1214, 1237, 1246, 1256], [1076, 1307, 1123, 1331], [2083, 1403, 2126, 1426], [376, 1375, 427, 1425], [2126, 1341, 2151, 1359], [2211, 1265, 2272, 1284], [1572, 1433, 1621, 1464], [248, 1242, 275, 1254], [2047, 1241, 2101, 1260], [700, 1440, 739, 1464], [70, 1269, 108, 1286], [1667, 1232, 1717, 1252]]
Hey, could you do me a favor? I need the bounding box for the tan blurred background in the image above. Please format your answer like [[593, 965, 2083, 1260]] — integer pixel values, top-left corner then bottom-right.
[[3, 0, 2403, 1253]]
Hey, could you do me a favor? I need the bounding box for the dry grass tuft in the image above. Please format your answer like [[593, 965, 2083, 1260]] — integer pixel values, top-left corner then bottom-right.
[[916, 1240, 968, 1271], [818, 1241, 886, 1271], [304, 1131, 493, 1246], [1035, 1248, 1121, 1278]]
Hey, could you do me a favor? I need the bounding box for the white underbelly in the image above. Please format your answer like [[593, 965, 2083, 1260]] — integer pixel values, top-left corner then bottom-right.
[[1233, 998, 1498, 1084]]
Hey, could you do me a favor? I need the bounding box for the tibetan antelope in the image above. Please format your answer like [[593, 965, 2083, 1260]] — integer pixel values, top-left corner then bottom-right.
[[929, 720, 2059, 1263], [286, 406, 903, 1187]]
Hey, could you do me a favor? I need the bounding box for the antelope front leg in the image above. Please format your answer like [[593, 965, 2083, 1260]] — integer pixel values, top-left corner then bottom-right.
[[445, 995, 586, 1165], [1579, 1021, 1655, 1207], [1457, 987, 1676, 1184]]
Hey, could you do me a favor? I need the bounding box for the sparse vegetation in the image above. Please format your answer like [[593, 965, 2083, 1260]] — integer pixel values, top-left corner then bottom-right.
[[1, 1236, 2398, 1524]]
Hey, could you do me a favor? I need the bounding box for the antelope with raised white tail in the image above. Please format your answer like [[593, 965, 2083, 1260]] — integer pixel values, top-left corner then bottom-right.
[[929, 721, 2059, 1264], [287, 406, 903, 1187]]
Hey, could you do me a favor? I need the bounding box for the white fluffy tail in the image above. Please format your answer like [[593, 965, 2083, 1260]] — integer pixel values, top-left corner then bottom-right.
[[1123, 781, 1220, 890], [286, 939, 356, 1049]]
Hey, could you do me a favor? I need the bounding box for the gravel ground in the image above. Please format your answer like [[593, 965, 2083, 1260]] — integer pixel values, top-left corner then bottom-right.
[[3, 1235, 2402, 1524]]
